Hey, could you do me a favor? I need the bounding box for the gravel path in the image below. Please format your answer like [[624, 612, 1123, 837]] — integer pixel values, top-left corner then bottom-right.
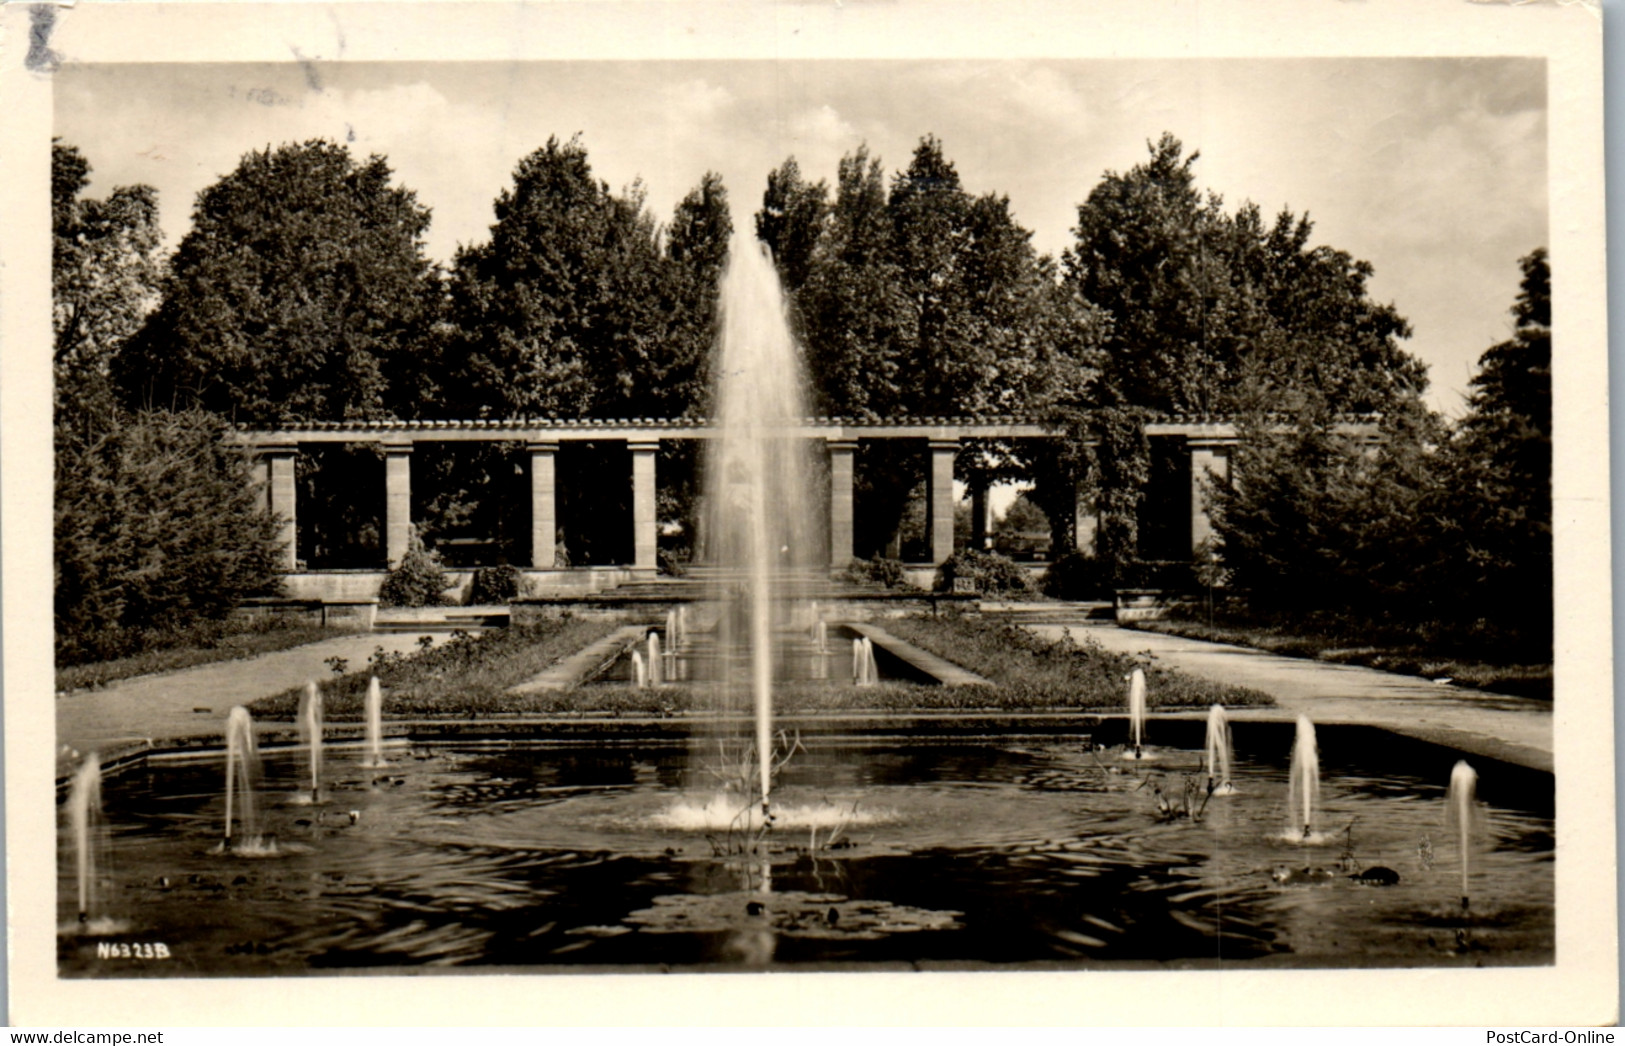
[[989, 605, 1552, 771], [57, 631, 438, 758]]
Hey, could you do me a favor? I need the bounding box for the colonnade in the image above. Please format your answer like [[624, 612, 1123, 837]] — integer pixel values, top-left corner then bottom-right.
[[234, 418, 1246, 574]]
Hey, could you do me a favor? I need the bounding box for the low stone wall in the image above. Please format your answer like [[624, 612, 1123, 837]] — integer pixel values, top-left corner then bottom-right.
[[276, 567, 641, 606], [1114, 588, 1194, 623], [520, 567, 640, 598], [280, 570, 387, 602], [232, 597, 378, 630]]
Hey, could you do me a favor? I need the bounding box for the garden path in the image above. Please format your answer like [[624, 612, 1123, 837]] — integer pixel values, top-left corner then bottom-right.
[[992, 604, 1554, 772], [56, 631, 438, 762]]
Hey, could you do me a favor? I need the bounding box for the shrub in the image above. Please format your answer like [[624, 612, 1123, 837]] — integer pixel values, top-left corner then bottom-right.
[[658, 548, 687, 577], [379, 527, 448, 607], [1041, 552, 1107, 600], [843, 555, 907, 588], [55, 409, 285, 666], [468, 564, 521, 605], [934, 549, 1034, 596]]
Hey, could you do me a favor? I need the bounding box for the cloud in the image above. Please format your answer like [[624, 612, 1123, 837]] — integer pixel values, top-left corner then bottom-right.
[[661, 77, 734, 122], [787, 104, 858, 154]]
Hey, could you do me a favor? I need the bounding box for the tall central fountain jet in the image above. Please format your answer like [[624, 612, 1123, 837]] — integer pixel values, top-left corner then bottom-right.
[[704, 230, 819, 816]]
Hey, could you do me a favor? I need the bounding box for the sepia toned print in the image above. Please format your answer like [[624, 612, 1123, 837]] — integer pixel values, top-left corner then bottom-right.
[[6, 0, 1612, 1027]]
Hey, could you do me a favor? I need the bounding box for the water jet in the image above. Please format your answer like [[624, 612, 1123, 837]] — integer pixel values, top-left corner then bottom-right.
[[1286, 715, 1321, 842], [68, 752, 101, 925], [701, 231, 819, 817], [1449, 760, 1478, 912], [221, 706, 264, 852], [362, 676, 387, 769], [298, 681, 323, 804], [1204, 704, 1234, 794], [1127, 669, 1147, 759]]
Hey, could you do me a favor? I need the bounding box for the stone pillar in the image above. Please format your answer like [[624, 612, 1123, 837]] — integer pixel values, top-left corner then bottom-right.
[[529, 440, 558, 569], [1188, 438, 1232, 552], [264, 443, 298, 571], [1074, 484, 1098, 558], [630, 440, 659, 573], [249, 455, 270, 513], [827, 439, 857, 568], [926, 439, 958, 565], [969, 479, 991, 551], [383, 440, 413, 567]]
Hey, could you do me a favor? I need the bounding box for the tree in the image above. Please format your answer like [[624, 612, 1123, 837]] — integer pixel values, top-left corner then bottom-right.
[[52, 141, 163, 427], [755, 158, 828, 294], [433, 150, 729, 562], [114, 140, 437, 425], [442, 135, 683, 421], [1206, 401, 1372, 613], [1206, 393, 1452, 623], [996, 493, 1050, 542], [663, 171, 733, 419], [787, 145, 910, 420], [760, 137, 1098, 557], [1065, 133, 1423, 418], [1430, 248, 1551, 651], [55, 410, 283, 664]]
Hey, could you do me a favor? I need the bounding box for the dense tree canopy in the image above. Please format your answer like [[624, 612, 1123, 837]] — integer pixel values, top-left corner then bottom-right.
[[55, 142, 284, 665], [767, 137, 1095, 422], [49, 127, 1548, 665], [756, 136, 1105, 556], [115, 140, 437, 425], [1207, 248, 1548, 654], [53, 141, 164, 427], [440, 136, 726, 422], [1428, 248, 1551, 650], [1065, 133, 1424, 418]]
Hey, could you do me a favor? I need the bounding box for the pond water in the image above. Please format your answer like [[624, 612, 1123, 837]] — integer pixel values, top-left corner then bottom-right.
[[594, 623, 929, 686], [59, 728, 1553, 975]]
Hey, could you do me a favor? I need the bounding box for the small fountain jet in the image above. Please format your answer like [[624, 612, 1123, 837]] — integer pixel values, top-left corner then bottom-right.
[[299, 681, 324, 804], [1126, 669, 1147, 760], [1448, 761, 1478, 912], [1286, 715, 1321, 842], [1203, 704, 1235, 795], [69, 752, 102, 926]]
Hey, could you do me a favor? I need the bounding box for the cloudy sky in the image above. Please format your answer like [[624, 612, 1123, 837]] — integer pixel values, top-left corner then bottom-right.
[[56, 57, 1546, 416]]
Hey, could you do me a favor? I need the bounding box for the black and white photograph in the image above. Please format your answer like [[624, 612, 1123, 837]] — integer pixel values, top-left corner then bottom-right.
[[4, 0, 1613, 1027]]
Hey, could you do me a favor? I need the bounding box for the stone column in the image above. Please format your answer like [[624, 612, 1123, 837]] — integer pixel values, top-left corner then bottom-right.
[[528, 440, 558, 569], [630, 440, 659, 573], [926, 439, 958, 565], [1188, 438, 1232, 552], [264, 443, 298, 571], [826, 439, 857, 568], [383, 440, 413, 567], [249, 455, 270, 513], [1074, 484, 1098, 557], [969, 479, 991, 551]]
